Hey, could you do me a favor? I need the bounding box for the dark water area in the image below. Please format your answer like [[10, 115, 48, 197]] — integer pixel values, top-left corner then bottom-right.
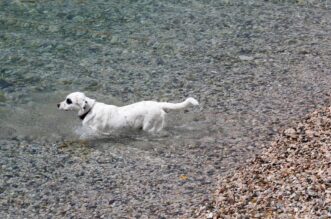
[[0, 0, 330, 218]]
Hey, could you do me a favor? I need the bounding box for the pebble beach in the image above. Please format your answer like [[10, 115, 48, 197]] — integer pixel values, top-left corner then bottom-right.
[[198, 107, 331, 218], [0, 0, 330, 218]]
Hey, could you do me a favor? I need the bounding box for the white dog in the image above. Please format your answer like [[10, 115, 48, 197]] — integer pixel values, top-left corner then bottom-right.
[[57, 92, 199, 135]]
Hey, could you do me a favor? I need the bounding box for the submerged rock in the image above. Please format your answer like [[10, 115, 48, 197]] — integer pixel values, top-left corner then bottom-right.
[[0, 79, 12, 89]]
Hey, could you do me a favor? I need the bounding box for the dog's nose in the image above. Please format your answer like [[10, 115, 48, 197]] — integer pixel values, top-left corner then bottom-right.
[[57, 103, 60, 108]]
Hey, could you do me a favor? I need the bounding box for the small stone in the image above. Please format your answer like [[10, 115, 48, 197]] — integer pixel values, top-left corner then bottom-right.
[[73, 16, 85, 22], [156, 57, 164, 65], [0, 91, 6, 102], [207, 212, 213, 219], [305, 130, 314, 139], [0, 79, 12, 89], [48, 25, 60, 33], [284, 128, 297, 139], [37, 25, 47, 32], [239, 55, 254, 61], [110, 36, 119, 44]]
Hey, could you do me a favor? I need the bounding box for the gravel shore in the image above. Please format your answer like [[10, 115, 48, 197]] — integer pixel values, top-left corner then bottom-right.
[[0, 0, 330, 218], [198, 107, 331, 218]]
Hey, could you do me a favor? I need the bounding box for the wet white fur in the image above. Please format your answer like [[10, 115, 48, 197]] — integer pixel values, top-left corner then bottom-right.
[[58, 92, 199, 135]]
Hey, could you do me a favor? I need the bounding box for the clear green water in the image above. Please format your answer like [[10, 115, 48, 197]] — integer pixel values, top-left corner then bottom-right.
[[0, 0, 201, 140], [1, 0, 330, 142]]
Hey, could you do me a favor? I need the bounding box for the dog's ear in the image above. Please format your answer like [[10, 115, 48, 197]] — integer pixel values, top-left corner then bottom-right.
[[77, 97, 86, 109], [77, 98, 86, 115], [84, 97, 95, 110], [77, 96, 95, 115]]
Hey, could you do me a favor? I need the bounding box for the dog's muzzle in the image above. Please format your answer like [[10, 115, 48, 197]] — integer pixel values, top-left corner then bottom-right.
[[57, 103, 60, 108]]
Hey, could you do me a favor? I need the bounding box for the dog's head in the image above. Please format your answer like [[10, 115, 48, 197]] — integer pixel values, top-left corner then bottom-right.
[[57, 92, 95, 116]]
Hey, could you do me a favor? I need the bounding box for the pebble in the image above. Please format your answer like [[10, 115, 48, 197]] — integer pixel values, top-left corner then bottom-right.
[[0, 79, 12, 89], [207, 212, 213, 218], [238, 55, 254, 61]]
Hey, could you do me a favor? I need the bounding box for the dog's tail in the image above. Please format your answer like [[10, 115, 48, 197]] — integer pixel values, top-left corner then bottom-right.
[[160, 97, 199, 111]]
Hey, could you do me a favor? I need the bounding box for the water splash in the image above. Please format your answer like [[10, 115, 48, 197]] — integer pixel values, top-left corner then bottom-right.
[[0, 91, 80, 141]]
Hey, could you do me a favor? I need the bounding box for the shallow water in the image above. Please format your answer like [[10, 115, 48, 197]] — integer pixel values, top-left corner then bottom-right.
[[1, 0, 331, 218]]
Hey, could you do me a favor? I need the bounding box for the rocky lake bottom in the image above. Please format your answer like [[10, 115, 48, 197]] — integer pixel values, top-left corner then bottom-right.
[[0, 0, 330, 218]]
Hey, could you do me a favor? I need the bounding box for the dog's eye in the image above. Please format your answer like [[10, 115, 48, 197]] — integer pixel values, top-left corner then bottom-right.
[[66, 98, 72, 104]]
